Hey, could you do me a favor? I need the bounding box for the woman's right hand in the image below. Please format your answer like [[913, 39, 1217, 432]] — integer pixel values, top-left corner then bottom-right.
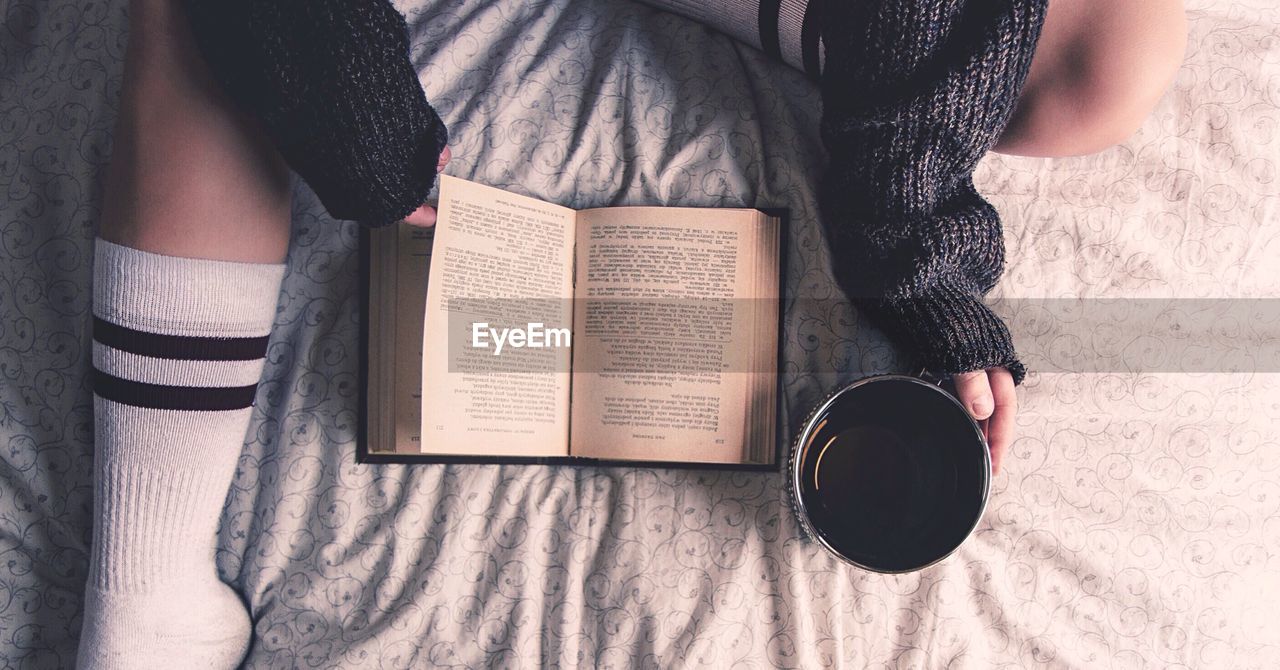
[[952, 366, 1017, 476], [402, 145, 453, 227]]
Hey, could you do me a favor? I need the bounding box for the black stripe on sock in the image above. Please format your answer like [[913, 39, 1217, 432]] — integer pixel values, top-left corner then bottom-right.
[[93, 316, 269, 361], [93, 367, 258, 411], [801, 0, 823, 80], [758, 0, 783, 62]]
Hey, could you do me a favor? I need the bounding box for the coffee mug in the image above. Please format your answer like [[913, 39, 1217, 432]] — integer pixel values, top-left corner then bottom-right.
[[788, 370, 990, 573]]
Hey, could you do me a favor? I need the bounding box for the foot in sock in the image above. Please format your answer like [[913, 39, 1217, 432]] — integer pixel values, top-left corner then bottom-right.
[[76, 238, 285, 670], [80, 577, 251, 668]]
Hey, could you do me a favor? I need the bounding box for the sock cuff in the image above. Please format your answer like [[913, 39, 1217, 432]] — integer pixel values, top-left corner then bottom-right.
[[636, 0, 821, 75], [92, 238, 286, 338]]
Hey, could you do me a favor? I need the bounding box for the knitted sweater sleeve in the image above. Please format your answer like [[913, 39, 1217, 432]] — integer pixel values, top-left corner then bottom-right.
[[180, 0, 449, 228], [817, 0, 1049, 386]]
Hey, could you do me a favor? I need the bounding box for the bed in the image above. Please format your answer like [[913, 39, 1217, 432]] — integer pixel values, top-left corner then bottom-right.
[[1, 0, 1277, 666]]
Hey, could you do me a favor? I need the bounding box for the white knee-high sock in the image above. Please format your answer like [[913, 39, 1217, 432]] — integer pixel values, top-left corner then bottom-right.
[[77, 238, 285, 670], [632, 0, 822, 76]]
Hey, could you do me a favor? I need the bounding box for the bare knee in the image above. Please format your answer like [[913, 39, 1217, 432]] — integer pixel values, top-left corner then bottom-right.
[[992, 0, 1188, 158]]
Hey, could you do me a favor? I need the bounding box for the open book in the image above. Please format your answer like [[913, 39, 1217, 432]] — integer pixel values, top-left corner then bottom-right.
[[362, 175, 782, 467]]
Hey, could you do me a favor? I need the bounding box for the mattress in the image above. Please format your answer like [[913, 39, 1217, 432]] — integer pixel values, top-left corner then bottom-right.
[[0, 0, 1277, 667]]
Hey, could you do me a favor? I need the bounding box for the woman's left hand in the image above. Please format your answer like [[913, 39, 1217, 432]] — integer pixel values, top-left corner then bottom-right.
[[952, 366, 1017, 476], [403, 145, 453, 227]]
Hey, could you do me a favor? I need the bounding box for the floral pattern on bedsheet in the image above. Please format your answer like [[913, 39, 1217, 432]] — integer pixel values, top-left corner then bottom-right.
[[0, 0, 1277, 667]]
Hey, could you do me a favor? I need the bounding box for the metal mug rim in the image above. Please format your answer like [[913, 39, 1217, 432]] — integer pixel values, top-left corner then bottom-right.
[[788, 373, 991, 574]]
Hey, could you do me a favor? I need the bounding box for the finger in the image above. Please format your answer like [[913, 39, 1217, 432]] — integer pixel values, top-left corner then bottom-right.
[[403, 204, 437, 227], [987, 366, 1018, 476], [952, 369, 995, 421], [437, 145, 452, 173]]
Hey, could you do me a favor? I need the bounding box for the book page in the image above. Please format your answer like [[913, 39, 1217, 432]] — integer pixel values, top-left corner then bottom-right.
[[568, 208, 776, 463], [392, 224, 432, 452], [365, 224, 398, 453], [420, 175, 576, 457], [363, 223, 435, 454]]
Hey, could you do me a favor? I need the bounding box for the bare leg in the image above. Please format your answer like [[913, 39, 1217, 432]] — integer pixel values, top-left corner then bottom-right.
[[102, 0, 292, 261], [992, 0, 1188, 157], [78, 2, 294, 667]]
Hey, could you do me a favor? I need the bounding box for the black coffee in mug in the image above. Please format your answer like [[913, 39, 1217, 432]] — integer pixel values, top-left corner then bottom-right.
[[790, 375, 989, 573]]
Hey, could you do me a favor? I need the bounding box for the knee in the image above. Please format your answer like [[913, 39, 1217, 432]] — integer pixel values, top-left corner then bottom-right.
[[992, 0, 1188, 158]]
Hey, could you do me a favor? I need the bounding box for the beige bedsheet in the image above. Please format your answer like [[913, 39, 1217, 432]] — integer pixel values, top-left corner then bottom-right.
[[0, 0, 1275, 667]]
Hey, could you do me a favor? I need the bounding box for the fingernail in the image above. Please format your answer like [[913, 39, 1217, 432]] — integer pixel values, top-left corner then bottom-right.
[[972, 399, 992, 417]]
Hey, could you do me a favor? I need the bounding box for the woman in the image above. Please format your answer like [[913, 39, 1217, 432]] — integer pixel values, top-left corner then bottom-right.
[[76, 0, 1185, 666]]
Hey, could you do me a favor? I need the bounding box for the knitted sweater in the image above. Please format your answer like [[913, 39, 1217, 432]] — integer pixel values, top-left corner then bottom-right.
[[181, 0, 449, 228], [182, 0, 1044, 383], [816, 0, 1047, 385]]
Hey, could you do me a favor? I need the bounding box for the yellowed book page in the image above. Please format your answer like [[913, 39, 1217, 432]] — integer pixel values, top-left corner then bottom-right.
[[420, 175, 576, 457], [748, 212, 780, 463], [392, 224, 432, 453], [568, 207, 766, 463], [365, 224, 398, 453]]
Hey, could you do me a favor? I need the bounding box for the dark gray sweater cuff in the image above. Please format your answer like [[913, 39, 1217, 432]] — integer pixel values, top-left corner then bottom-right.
[[856, 284, 1028, 386]]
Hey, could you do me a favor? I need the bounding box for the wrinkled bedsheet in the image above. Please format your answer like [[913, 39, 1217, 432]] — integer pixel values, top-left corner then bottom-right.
[[1, 0, 1278, 667]]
